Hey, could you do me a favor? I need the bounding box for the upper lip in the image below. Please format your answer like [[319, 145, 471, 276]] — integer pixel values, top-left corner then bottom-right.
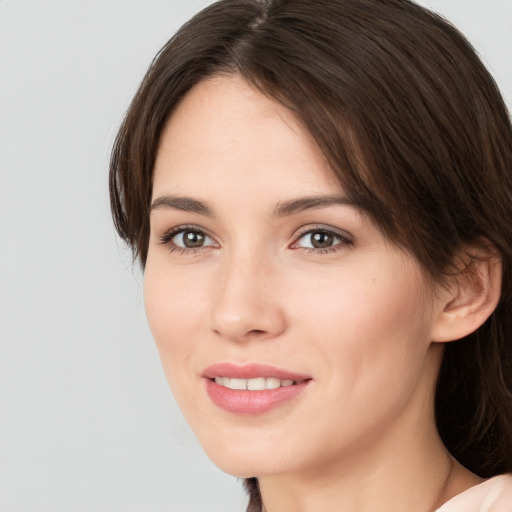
[[202, 363, 311, 381]]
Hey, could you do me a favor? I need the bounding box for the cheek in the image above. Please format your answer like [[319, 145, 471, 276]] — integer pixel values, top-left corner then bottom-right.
[[292, 262, 430, 338], [143, 263, 214, 422], [290, 262, 433, 392], [143, 261, 210, 376], [279, 269, 435, 458]]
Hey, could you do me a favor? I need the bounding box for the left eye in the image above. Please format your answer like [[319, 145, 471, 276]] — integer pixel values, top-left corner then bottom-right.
[[169, 229, 216, 249], [295, 229, 347, 250]]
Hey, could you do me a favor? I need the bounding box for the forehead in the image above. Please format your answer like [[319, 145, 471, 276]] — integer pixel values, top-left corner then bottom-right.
[[152, 74, 342, 199]]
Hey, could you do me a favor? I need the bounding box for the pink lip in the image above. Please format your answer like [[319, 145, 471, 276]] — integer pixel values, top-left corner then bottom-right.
[[202, 363, 312, 415]]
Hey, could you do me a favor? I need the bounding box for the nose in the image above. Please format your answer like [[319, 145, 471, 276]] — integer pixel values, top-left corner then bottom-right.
[[209, 251, 287, 343]]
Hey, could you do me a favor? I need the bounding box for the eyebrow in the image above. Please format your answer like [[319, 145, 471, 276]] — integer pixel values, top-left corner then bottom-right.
[[150, 195, 214, 216], [150, 194, 358, 217], [273, 195, 359, 216]]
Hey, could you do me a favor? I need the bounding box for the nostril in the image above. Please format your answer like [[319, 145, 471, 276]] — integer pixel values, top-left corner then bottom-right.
[[210, 298, 287, 342]]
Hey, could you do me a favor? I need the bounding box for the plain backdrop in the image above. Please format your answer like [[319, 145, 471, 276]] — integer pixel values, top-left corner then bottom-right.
[[0, 1, 510, 511]]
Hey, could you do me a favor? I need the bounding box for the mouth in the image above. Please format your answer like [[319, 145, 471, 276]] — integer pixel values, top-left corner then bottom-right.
[[202, 363, 312, 415]]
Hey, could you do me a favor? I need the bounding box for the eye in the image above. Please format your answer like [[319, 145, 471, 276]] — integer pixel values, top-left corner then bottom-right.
[[159, 226, 217, 252], [173, 229, 211, 248], [292, 227, 352, 252]]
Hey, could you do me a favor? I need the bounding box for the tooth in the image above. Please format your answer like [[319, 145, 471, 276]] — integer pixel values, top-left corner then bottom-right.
[[214, 376, 296, 390], [247, 377, 266, 390], [229, 378, 247, 390], [266, 377, 280, 389]]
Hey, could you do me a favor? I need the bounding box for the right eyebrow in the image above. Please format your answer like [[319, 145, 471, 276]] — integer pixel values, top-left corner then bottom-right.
[[150, 195, 215, 216]]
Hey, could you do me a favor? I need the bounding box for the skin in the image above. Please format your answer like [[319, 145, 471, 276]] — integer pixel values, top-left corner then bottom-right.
[[144, 75, 486, 511]]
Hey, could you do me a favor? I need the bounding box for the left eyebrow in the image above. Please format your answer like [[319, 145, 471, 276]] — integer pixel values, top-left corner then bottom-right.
[[273, 195, 359, 217]]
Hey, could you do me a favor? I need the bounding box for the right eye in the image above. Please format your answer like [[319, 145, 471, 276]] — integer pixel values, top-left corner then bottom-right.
[[159, 226, 218, 252]]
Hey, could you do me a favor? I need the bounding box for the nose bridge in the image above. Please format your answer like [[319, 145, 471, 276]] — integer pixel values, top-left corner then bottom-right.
[[210, 242, 285, 342]]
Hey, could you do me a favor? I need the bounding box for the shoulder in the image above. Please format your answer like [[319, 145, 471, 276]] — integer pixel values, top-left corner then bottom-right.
[[436, 474, 512, 512]]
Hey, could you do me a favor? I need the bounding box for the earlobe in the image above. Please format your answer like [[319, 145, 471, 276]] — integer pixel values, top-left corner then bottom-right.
[[431, 250, 502, 343]]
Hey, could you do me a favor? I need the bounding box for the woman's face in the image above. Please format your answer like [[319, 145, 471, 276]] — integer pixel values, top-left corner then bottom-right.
[[145, 75, 445, 478]]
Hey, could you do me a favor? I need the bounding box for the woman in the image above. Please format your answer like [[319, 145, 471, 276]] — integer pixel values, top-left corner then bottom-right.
[[109, 0, 512, 510]]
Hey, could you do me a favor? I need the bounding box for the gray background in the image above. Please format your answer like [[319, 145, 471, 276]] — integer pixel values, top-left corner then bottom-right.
[[0, 1, 511, 511]]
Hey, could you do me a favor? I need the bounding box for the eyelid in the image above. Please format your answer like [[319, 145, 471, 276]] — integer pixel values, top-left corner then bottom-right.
[[158, 224, 219, 252], [156, 223, 352, 254], [292, 224, 353, 243], [290, 224, 354, 252]]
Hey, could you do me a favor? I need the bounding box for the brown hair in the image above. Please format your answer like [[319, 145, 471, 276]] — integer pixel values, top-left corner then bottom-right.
[[109, 0, 512, 508]]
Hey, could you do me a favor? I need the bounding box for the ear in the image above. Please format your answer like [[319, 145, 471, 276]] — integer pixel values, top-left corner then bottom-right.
[[431, 246, 502, 343]]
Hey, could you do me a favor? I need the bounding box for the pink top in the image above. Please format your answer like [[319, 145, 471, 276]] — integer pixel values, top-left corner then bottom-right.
[[436, 474, 512, 512]]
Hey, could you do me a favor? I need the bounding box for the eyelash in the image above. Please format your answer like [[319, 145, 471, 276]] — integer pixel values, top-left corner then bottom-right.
[[158, 225, 216, 255], [158, 225, 353, 256], [292, 226, 353, 254]]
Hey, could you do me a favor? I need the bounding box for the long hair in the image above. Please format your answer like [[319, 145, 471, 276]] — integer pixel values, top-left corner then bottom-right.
[[109, 1, 512, 509]]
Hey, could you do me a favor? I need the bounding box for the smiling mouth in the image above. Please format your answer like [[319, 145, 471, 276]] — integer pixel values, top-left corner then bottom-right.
[[212, 376, 301, 390], [206, 376, 310, 414], [203, 363, 312, 413]]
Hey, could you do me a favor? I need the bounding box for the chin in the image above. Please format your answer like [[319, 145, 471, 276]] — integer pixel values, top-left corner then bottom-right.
[[205, 454, 285, 479], [200, 438, 294, 478]]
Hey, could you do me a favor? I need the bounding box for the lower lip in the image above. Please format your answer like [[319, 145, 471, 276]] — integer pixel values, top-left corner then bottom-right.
[[205, 379, 309, 415]]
